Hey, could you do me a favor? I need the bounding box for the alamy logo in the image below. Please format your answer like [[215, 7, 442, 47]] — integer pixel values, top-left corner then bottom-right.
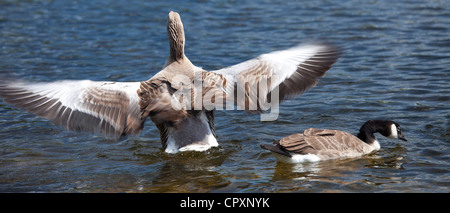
[[169, 72, 280, 121]]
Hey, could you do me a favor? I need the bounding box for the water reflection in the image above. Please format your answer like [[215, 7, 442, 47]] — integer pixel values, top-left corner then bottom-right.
[[365, 143, 408, 169], [267, 144, 410, 192], [132, 147, 231, 192]]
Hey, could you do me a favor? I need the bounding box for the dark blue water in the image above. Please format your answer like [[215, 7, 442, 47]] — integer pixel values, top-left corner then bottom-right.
[[0, 0, 448, 192]]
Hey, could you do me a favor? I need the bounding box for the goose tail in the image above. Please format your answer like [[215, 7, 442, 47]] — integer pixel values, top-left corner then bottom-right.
[[260, 144, 292, 158]]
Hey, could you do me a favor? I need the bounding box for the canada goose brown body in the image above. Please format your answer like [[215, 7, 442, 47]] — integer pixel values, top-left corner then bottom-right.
[[261, 120, 407, 163]]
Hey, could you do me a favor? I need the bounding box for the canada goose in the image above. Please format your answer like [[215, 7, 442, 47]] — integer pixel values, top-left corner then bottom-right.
[[0, 12, 340, 153], [260, 120, 407, 163]]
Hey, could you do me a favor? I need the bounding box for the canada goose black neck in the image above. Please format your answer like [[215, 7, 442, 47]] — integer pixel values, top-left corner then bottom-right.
[[167, 11, 185, 62], [357, 120, 396, 144]]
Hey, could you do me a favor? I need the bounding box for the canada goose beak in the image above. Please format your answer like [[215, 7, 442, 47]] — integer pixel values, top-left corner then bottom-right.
[[399, 135, 407, 141]]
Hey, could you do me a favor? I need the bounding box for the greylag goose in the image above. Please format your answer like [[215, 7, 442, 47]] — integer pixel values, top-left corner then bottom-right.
[[0, 11, 340, 153], [261, 120, 407, 163]]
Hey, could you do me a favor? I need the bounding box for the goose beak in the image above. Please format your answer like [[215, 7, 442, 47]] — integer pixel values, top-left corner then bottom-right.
[[399, 135, 407, 141]]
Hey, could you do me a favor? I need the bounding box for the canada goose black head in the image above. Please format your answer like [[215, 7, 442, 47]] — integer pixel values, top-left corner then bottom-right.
[[167, 11, 185, 62], [357, 120, 407, 143], [384, 120, 407, 141]]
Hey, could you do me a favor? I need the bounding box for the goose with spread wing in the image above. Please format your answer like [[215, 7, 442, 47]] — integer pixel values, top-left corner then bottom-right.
[[0, 11, 340, 153]]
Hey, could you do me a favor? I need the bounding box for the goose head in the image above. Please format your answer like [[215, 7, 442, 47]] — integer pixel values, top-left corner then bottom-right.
[[359, 120, 407, 142], [383, 120, 407, 141], [167, 11, 185, 62]]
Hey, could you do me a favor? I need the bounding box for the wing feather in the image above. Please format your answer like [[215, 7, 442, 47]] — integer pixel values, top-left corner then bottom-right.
[[278, 133, 315, 154], [212, 43, 340, 111], [0, 80, 144, 138]]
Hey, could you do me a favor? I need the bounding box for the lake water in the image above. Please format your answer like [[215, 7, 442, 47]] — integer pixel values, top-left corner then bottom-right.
[[0, 0, 448, 193]]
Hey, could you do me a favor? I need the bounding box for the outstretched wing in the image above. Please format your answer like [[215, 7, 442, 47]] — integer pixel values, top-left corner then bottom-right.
[[212, 43, 340, 111], [0, 80, 144, 138]]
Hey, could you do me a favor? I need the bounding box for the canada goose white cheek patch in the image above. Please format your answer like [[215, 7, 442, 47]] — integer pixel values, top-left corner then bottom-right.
[[388, 124, 398, 139]]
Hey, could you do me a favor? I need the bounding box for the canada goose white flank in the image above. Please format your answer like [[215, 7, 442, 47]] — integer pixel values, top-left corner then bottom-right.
[[260, 120, 407, 163], [0, 12, 340, 153]]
